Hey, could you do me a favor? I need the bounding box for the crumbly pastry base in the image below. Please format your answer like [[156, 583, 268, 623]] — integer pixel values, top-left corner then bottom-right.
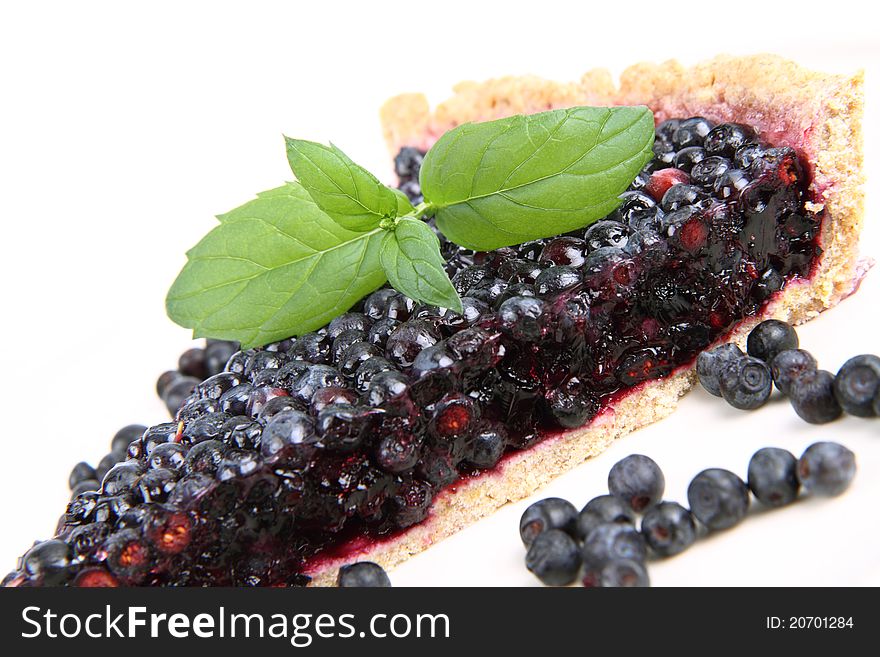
[[306, 56, 865, 586]]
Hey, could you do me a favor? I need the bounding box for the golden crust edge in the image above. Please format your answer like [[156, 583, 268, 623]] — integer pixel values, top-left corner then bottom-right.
[[309, 56, 865, 586]]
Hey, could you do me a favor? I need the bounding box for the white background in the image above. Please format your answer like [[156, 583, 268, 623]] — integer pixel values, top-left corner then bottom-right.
[[0, 0, 877, 585]]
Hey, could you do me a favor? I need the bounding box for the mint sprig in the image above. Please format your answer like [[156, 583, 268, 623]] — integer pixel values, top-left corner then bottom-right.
[[421, 106, 655, 250], [167, 106, 654, 347], [285, 139, 399, 232], [380, 217, 463, 313], [166, 183, 386, 348]]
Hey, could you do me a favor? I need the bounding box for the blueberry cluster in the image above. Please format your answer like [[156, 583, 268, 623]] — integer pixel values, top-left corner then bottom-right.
[[698, 319, 880, 423], [7, 117, 824, 587], [521, 444, 855, 587], [157, 340, 240, 416]]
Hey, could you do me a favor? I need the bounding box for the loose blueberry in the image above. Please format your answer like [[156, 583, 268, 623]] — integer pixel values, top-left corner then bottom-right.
[[575, 495, 635, 541], [582, 559, 650, 588], [696, 343, 745, 397], [608, 454, 665, 513], [337, 561, 392, 587], [833, 354, 880, 417], [789, 370, 842, 424], [747, 319, 799, 363], [582, 523, 648, 568], [747, 447, 800, 507], [770, 349, 817, 396], [519, 498, 578, 546], [797, 442, 856, 497], [640, 501, 696, 557], [525, 529, 582, 586], [687, 468, 750, 531], [719, 356, 773, 410]]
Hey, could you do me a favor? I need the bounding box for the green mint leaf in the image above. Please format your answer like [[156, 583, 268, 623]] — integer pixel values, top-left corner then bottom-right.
[[380, 217, 462, 312], [285, 138, 399, 232], [166, 182, 386, 348], [419, 106, 654, 251]]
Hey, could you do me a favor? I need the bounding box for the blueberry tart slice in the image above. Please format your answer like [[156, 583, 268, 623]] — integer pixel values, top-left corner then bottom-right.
[[6, 56, 865, 587]]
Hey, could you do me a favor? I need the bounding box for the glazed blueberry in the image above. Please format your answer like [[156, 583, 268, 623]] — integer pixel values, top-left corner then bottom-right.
[[582, 523, 648, 568], [525, 529, 582, 586], [111, 425, 148, 456], [148, 443, 187, 471], [465, 426, 507, 469], [582, 559, 650, 588], [575, 495, 635, 540], [366, 370, 410, 406], [534, 266, 581, 296], [747, 447, 800, 507], [715, 169, 750, 199], [640, 502, 696, 557], [585, 220, 629, 251], [260, 410, 316, 458], [673, 147, 706, 173], [719, 356, 773, 410], [498, 296, 546, 342], [704, 123, 757, 157], [789, 370, 842, 424], [385, 320, 440, 368], [672, 117, 714, 149], [519, 498, 578, 546], [22, 540, 72, 585], [544, 377, 599, 429], [327, 312, 372, 339], [687, 468, 750, 531], [608, 454, 665, 513], [747, 320, 799, 363], [696, 343, 745, 396], [797, 442, 856, 497], [833, 354, 880, 417], [770, 349, 817, 396], [690, 156, 732, 186], [337, 561, 392, 587], [661, 183, 704, 212], [539, 237, 587, 267]]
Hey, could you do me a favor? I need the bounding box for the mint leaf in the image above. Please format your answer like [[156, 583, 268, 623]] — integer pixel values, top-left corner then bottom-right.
[[380, 217, 462, 312], [166, 182, 386, 348], [285, 138, 399, 232], [420, 106, 654, 250]]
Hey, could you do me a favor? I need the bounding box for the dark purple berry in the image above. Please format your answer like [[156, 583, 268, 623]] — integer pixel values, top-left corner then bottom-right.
[[797, 442, 856, 497], [789, 370, 842, 424], [696, 343, 745, 397], [640, 501, 696, 556], [833, 354, 880, 417], [687, 468, 749, 531], [719, 356, 773, 410], [519, 498, 578, 546], [608, 454, 665, 513], [337, 562, 391, 587], [582, 523, 647, 567], [747, 447, 799, 507], [525, 529, 582, 586], [770, 349, 817, 396], [747, 319, 799, 363]]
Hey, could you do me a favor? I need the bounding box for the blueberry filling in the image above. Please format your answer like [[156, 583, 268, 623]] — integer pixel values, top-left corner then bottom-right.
[[11, 117, 823, 587]]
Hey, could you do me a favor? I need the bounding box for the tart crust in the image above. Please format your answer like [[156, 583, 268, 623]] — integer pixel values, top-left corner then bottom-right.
[[306, 55, 865, 586]]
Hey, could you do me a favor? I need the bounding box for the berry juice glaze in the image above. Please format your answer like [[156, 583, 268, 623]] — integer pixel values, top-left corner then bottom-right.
[[9, 117, 825, 587]]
